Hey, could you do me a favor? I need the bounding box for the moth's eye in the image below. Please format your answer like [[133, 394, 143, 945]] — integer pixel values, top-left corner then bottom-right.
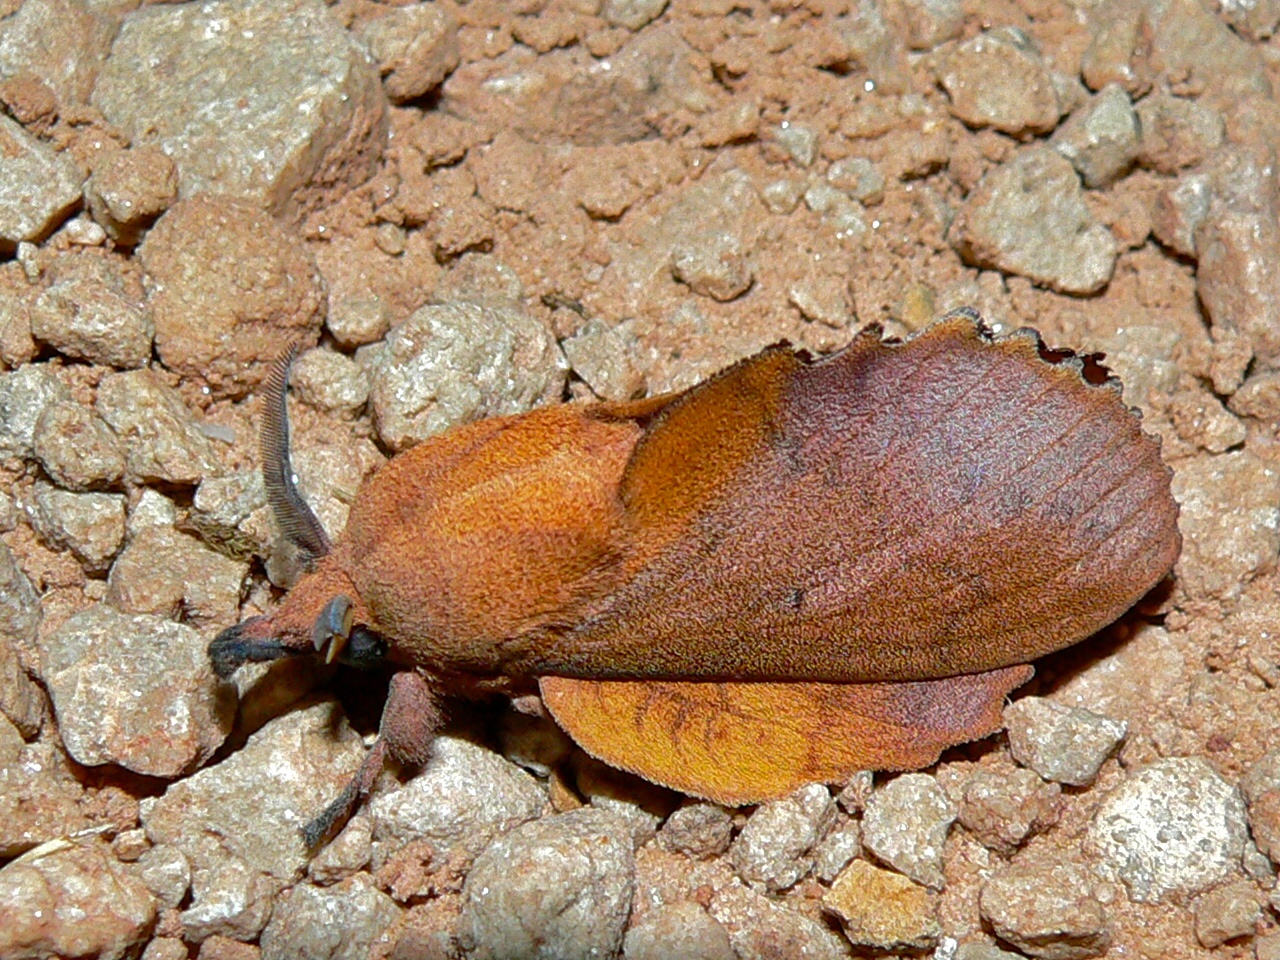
[[338, 626, 388, 670]]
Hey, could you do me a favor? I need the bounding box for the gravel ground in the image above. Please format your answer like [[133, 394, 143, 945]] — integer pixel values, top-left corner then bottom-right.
[[1, 0, 1280, 958]]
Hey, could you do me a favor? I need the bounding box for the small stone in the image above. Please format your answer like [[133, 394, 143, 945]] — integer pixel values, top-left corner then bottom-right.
[[1050, 84, 1139, 189], [731, 783, 835, 892], [979, 859, 1110, 959], [958, 762, 1061, 853], [1169, 386, 1247, 453], [1005, 697, 1128, 786], [133, 844, 193, 911], [0, 739, 88, 858], [0, 290, 37, 367], [933, 27, 1060, 135], [190, 470, 269, 562], [1135, 91, 1224, 174], [1085, 757, 1249, 903], [359, 3, 460, 103], [495, 704, 575, 779], [1196, 145, 1280, 370], [1193, 879, 1261, 948], [949, 146, 1116, 295], [308, 816, 373, 885], [0, 839, 157, 960], [623, 901, 735, 960], [1152, 171, 1211, 259], [142, 699, 365, 883], [181, 853, 279, 943], [1230, 370, 1280, 421], [602, 0, 670, 30], [658, 802, 735, 859], [367, 300, 566, 452], [95, 368, 220, 485], [0, 114, 81, 249], [327, 295, 391, 349], [28, 259, 152, 369], [760, 178, 805, 215], [671, 228, 754, 302], [1217, 0, 1280, 39], [33, 401, 126, 491], [1172, 451, 1280, 602], [260, 873, 400, 960], [955, 945, 1026, 960], [773, 123, 819, 167], [27, 481, 126, 573], [93, 0, 387, 218], [143, 938, 189, 960], [709, 880, 850, 960], [458, 807, 634, 960], [289, 347, 370, 417], [823, 859, 940, 952], [1258, 930, 1280, 960], [826, 157, 885, 204], [803, 183, 866, 235], [812, 819, 862, 882], [787, 271, 853, 329], [107, 525, 247, 629], [837, 770, 875, 813], [0, 362, 70, 460], [1241, 750, 1280, 864], [368, 734, 546, 858], [85, 146, 180, 247], [39, 605, 231, 777], [0, 544, 41, 738], [139, 196, 326, 399], [560, 319, 644, 401], [862, 773, 957, 890]]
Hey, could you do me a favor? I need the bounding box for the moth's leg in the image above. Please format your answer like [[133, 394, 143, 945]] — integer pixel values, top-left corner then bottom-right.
[[303, 670, 442, 847]]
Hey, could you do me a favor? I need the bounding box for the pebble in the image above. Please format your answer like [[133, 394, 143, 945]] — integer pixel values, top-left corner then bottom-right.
[[1230, 370, 1280, 422], [1171, 451, 1280, 602], [92, 0, 387, 217], [933, 27, 1061, 135], [1258, 930, 1280, 960], [1004, 697, 1128, 786], [812, 818, 862, 882], [1135, 91, 1224, 174], [0, 0, 116, 106], [709, 880, 850, 960], [0, 289, 37, 367], [327, 295, 391, 350], [142, 699, 364, 884], [1195, 145, 1280, 370], [367, 300, 567, 452], [1085, 757, 1249, 903], [0, 114, 81, 248], [0, 362, 70, 460], [132, 843, 192, 911], [671, 229, 754, 301], [30, 262, 154, 369], [359, 3, 460, 103], [623, 900, 736, 960], [85, 146, 180, 247], [289, 347, 371, 417], [949, 146, 1116, 295], [862, 773, 957, 890], [1218, 0, 1280, 38], [730, 783, 835, 892], [1193, 879, 1261, 948], [1240, 750, 1280, 865], [1152, 170, 1211, 259], [1050, 83, 1139, 189], [823, 858, 940, 952], [138, 196, 326, 399], [0, 839, 157, 960], [957, 762, 1061, 853], [458, 807, 635, 960], [0, 738, 88, 858], [826, 157, 885, 204], [38, 604, 231, 777], [658, 802, 735, 859], [1168, 386, 1247, 454], [27, 480, 126, 573], [773, 123, 819, 167], [181, 852, 279, 943], [0, 542, 42, 737], [259, 873, 399, 960], [560, 318, 645, 401], [95, 367, 220, 485], [107, 525, 248, 630], [979, 859, 1110, 959], [33, 400, 126, 491], [369, 733, 547, 859]]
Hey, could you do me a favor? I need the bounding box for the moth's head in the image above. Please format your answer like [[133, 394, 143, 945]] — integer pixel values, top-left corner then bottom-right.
[[208, 347, 386, 680]]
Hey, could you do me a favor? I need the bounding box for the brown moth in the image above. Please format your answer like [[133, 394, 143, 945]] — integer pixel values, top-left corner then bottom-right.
[[209, 308, 1181, 844]]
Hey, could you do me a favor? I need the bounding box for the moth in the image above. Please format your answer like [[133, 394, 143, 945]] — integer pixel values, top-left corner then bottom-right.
[[209, 308, 1181, 845]]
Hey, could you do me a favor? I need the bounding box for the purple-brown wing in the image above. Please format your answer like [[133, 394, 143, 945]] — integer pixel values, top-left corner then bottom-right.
[[537, 313, 1180, 683]]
